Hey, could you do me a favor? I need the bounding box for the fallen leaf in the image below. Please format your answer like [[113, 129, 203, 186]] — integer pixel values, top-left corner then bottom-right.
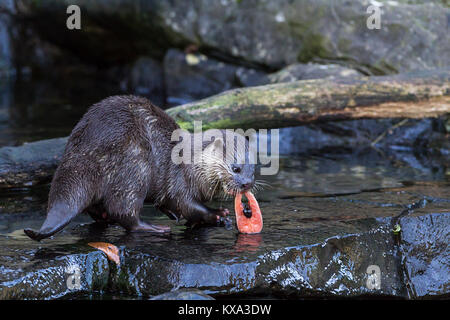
[[88, 242, 120, 265]]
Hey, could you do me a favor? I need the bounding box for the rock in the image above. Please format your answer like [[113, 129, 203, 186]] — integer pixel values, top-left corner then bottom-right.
[[0, 0, 14, 78], [150, 289, 214, 300], [14, 0, 450, 75], [163, 49, 240, 105], [268, 63, 363, 83], [235, 67, 270, 87], [399, 212, 450, 299], [155, 0, 450, 74], [237, 62, 362, 87], [2, 0, 87, 79], [0, 137, 67, 188], [163, 51, 363, 103], [124, 56, 165, 106], [278, 117, 450, 155], [0, 244, 110, 299]]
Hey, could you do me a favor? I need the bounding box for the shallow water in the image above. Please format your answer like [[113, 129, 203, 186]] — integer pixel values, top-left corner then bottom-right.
[[0, 77, 124, 147], [1, 154, 448, 255]]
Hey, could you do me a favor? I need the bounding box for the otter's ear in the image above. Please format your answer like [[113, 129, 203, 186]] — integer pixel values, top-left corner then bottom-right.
[[212, 137, 223, 150], [204, 137, 223, 156]]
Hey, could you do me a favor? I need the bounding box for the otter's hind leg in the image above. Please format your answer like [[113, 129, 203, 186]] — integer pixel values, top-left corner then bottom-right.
[[104, 151, 170, 233], [86, 202, 115, 226], [105, 193, 170, 233]]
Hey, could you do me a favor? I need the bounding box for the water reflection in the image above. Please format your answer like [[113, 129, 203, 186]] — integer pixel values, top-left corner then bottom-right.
[[233, 234, 263, 253], [0, 77, 123, 146]]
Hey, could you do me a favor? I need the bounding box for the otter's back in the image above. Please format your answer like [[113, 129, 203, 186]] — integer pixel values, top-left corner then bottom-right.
[[65, 95, 178, 155]]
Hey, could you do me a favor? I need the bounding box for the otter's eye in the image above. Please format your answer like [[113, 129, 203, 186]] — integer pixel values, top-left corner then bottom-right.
[[232, 166, 241, 174]]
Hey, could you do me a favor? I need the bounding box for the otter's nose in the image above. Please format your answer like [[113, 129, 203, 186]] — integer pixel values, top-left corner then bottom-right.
[[241, 182, 252, 191]]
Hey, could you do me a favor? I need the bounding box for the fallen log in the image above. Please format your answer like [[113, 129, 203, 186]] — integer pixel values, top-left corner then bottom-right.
[[1, 69, 449, 188], [167, 69, 450, 131]]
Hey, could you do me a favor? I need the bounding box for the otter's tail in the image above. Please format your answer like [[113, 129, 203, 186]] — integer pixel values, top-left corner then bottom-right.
[[24, 202, 80, 241]]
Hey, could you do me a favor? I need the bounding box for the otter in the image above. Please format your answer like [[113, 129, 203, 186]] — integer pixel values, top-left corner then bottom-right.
[[24, 95, 255, 241]]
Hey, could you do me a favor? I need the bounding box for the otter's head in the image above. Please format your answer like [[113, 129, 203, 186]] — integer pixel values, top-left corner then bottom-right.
[[198, 131, 256, 198]]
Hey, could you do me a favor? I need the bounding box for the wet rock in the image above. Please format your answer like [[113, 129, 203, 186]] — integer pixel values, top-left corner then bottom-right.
[[277, 117, 450, 160], [123, 57, 165, 107], [2, 0, 91, 79], [0, 0, 14, 78], [157, 0, 450, 74], [0, 137, 67, 188], [163, 49, 240, 105], [231, 62, 363, 87], [150, 289, 214, 300], [399, 212, 450, 299], [268, 63, 363, 83], [163, 51, 364, 103], [0, 239, 110, 299], [256, 222, 405, 297], [386, 119, 445, 153], [235, 67, 270, 87], [14, 0, 450, 75]]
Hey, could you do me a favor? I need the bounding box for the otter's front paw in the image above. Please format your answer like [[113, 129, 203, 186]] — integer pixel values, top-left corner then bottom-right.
[[217, 216, 232, 230], [213, 208, 229, 217], [212, 208, 231, 229]]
